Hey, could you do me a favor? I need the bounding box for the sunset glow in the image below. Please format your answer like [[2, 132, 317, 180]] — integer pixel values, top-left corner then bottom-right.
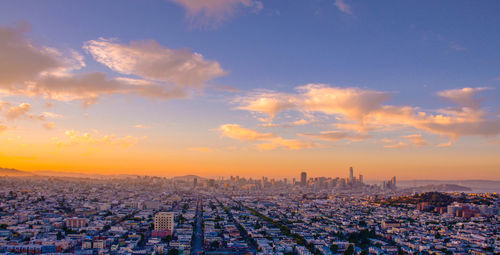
[[0, 0, 499, 180]]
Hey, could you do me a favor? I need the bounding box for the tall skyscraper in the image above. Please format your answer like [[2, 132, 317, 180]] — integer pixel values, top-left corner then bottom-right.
[[300, 171, 307, 186], [359, 174, 363, 184], [154, 212, 174, 231], [391, 176, 397, 187], [349, 167, 354, 182]]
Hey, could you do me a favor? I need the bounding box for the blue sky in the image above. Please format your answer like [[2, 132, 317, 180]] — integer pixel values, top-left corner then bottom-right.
[[0, 0, 499, 178], [2, 0, 499, 98]]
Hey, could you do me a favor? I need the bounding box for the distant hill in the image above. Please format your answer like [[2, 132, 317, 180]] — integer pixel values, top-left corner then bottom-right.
[[34, 171, 145, 179], [34, 170, 104, 178], [407, 184, 472, 192], [0, 168, 33, 176], [399, 180, 500, 193]]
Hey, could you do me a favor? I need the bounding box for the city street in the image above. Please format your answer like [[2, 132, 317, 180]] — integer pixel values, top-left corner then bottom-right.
[[192, 198, 204, 254]]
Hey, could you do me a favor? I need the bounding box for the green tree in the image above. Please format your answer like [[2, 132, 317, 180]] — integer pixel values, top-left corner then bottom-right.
[[167, 248, 179, 255], [344, 244, 354, 255], [330, 244, 338, 253], [162, 235, 172, 243]]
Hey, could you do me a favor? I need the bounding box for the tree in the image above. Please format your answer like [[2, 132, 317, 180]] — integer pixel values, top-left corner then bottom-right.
[[344, 244, 354, 255], [330, 244, 339, 253], [167, 248, 179, 255], [162, 235, 172, 243], [210, 240, 220, 249], [358, 220, 367, 227], [397, 247, 405, 255]]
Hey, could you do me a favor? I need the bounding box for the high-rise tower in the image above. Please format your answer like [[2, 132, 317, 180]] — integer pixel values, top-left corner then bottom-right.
[[300, 171, 307, 186], [349, 167, 354, 182]]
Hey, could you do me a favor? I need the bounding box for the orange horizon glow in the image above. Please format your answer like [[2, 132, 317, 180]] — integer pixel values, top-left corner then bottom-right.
[[1, 4, 500, 181]]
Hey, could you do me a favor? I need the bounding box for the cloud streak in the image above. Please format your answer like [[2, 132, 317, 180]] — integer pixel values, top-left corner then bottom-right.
[[299, 131, 368, 142], [83, 38, 227, 87], [53, 130, 141, 148], [0, 101, 60, 130], [0, 24, 226, 106], [334, 0, 352, 14], [235, 84, 500, 142], [219, 124, 315, 150], [170, 0, 263, 26], [0, 23, 62, 89]]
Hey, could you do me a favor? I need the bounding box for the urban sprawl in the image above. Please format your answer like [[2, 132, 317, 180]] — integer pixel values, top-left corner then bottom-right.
[[0, 168, 498, 255]]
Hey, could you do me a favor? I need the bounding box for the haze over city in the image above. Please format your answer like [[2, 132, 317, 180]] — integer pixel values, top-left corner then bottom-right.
[[0, 0, 500, 180]]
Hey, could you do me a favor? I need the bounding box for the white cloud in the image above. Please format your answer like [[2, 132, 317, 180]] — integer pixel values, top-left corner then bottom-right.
[[32, 72, 188, 106], [0, 24, 62, 89], [334, 0, 352, 14], [437, 87, 489, 109], [83, 38, 227, 87], [0, 24, 225, 106], [170, 0, 263, 26], [449, 42, 466, 51]]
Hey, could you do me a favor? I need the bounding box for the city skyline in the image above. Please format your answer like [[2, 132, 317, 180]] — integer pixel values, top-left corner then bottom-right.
[[0, 1, 500, 180]]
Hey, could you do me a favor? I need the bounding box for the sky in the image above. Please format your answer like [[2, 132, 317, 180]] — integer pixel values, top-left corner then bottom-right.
[[0, 0, 499, 180]]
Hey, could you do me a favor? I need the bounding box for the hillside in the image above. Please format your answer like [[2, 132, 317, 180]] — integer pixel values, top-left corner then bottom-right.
[[409, 184, 472, 192], [0, 168, 33, 176]]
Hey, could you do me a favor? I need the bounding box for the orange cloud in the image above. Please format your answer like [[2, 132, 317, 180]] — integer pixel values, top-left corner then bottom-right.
[[237, 84, 392, 121], [235, 90, 296, 119], [298, 84, 392, 120], [403, 134, 428, 147], [2, 102, 32, 120], [43, 122, 56, 130], [299, 131, 369, 142], [53, 130, 140, 148], [218, 124, 315, 150], [236, 84, 500, 142], [188, 147, 213, 152], [384, 141, 408, 149], [0, 101, 60, 131]]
